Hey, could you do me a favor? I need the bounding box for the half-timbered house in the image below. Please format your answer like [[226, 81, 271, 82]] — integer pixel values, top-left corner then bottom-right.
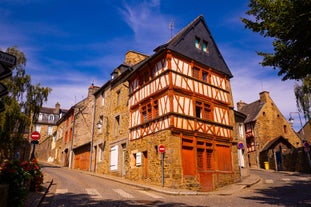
[[126, 16, 239, 191]]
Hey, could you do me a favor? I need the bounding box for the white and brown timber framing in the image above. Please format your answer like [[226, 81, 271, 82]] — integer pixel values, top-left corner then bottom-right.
[[129, 50, 233, 140], [126, 15, 238, 191]]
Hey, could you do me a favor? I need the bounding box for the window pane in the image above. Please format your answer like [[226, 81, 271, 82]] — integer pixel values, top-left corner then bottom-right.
[[195, 37, 200, 49]]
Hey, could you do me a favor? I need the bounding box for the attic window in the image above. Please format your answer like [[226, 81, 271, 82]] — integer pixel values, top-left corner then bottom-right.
[[195, 37, 209, 53], [195, 37, 200, 49], [202, 41, 208, 53]]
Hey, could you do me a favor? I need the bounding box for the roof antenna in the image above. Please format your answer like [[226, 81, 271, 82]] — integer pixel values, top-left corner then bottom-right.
[[169, 19, 174, 39]]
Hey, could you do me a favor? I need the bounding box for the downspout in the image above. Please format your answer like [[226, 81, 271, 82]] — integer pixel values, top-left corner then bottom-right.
[[69, 108, 76, 169], [89, 94, 96, 172]]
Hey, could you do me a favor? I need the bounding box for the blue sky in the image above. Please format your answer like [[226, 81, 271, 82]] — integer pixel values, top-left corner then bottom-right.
[[0, 0, 304, 131]]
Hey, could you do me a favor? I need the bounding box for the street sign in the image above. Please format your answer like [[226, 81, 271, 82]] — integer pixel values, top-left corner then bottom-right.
[[0, 51, 16, 66], [159, 144, 165, 153], [0, 64, 12, 79], [30, 131, 41, 141]]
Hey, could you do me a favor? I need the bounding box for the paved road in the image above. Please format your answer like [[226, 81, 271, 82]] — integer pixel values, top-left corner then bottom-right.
[[40, 165, 311, 207]]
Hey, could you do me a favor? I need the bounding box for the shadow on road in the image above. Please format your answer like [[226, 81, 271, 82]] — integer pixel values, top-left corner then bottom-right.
[[41, 191, 208, 207], [39, 163, 61, 168], [241, 180, 311, 206]]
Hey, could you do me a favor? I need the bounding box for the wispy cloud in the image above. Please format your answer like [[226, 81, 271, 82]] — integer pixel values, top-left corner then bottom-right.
[[118, 0, 171, 52]]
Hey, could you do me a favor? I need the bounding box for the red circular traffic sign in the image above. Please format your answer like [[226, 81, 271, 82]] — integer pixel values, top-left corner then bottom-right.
[[158, 145, 165, 153], [30, 131, 40, 141]]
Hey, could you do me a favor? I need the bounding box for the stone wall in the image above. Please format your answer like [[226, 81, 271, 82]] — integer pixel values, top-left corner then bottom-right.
[[126, 130, 185, 189]]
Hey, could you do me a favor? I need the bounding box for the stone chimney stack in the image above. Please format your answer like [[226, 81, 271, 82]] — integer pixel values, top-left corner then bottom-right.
[[54, 102, 60, 114], [237, 100, 247, 111], [88, 83, 99, 96], [259, 91, 270, 103], [125, 50, 148, 66]]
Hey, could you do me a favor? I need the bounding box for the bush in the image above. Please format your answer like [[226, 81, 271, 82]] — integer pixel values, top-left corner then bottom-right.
[[0, 159, 44, 207]]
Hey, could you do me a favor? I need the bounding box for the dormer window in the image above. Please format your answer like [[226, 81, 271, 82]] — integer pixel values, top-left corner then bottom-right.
[[202, 41, 208, 53], [49, 114, 54, 121], [195, 37, 200, 49], [195, 37, 209, 53]]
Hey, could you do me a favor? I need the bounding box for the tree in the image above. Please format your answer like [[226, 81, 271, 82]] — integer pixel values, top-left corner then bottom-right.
[[0, 46, 51, 161], [294, 76, 311, 120], [242, 0, 311, 119]]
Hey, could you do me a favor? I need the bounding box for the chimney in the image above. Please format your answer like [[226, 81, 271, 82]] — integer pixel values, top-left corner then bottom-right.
[[237, 100, 247, 111], [125, 50, 148, 66], [259, 91, 270, 103], [88, 83, 99, 96], [54, 102, 60, 114]]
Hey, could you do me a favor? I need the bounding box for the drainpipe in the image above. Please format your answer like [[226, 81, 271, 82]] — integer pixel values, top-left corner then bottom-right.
[[69, 108, 76, 169], [89, 94, 97, 172]]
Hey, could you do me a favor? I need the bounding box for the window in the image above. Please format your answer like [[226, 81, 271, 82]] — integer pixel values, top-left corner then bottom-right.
[[238, 123, 245, 138], [98, 143, 105, 162], [114, 115, 120, 135], [192, 67, 200, 79], [110, 145, 118, 171], [49, 114, 54, 122], [101, 92, 105, 106], [195, 37, 200, 49], [116, 90, 121, 106], [141, 100, 159, 123], [48, 125, 53, 135], [35, 124, 41, 133], [195, 101, 211, 119], [38, 113, 43, 121], [195, 37, 208, 53], [283, 125, 287, 133], [202, 41, 208, 53], [153, 100, 159, 117], [202, 71, 208, 82], [192, 67, 210, 83]]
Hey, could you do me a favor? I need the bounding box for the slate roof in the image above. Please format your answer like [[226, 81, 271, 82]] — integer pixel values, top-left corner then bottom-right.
[[261, 136, 294, 151], [154, 15, 233, 78], [238, 100, 265, 123], [130, 15, 233, 78]]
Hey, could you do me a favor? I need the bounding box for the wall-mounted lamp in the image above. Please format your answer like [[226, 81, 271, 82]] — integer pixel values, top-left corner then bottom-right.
[[97, 120, 103, 129]]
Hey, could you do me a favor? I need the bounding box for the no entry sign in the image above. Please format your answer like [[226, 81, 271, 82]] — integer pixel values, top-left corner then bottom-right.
[[30, 131, 40, 141], [158, 144, 165, 153]]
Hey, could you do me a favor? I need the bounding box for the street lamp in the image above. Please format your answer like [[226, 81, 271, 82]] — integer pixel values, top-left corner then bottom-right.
[[288, 112, 305, 139]]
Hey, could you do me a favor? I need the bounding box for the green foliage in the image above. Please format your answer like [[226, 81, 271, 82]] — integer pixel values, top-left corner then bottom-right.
[[295, 76, 311, 120], [241, 0, 311, 81], [0, 159, 44, 207], [0, 46, 52, 160]]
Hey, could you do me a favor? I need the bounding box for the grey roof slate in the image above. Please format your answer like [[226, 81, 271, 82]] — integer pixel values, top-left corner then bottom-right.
[[154, 15, 233, 78], [239, 100, 265, 123], [130, 15, 233, 78]]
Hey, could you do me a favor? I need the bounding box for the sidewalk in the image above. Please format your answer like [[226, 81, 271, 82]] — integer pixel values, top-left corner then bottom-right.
[[24, 172, 53, 207], [25, 164, 261, 206]]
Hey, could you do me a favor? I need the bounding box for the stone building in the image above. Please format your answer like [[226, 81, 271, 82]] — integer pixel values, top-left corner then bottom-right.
[[92, 51, 148, 175], [237, 91, 301, 170], [70, 85, 99, 170], [34, 102, 67, 161], [233, 110, 249, 177], [126, 16, 238, 191], [52, 107, 74, 166]]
